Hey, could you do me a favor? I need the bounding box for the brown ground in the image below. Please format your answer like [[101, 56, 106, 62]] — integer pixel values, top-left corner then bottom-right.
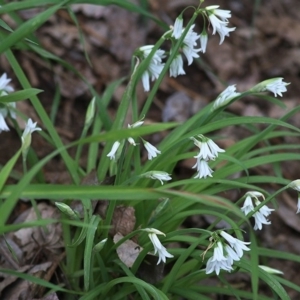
[[1, 0, 300, 299]]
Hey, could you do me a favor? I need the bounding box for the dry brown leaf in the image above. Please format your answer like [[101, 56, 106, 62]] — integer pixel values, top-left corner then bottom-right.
[[13, 203, 63, 262], [114, 233, 142, 268]]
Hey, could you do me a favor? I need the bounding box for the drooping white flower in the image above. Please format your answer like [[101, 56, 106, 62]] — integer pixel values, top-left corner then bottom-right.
[[139, 45, 165, 92], [181, 25, 201, 65], [0, 74, 15, 133], [289, 179, 300, 192], [199, 30, 208, 53], [0, 108, 10, 132], [0, 73, 14, 94], [107, 141, 121, 160], [206, 241, 233, 275], [205, 6, 236, 45], [21, 118, 42, 159], [265, 78, 289, 97], [212, 85, 241, 110], [224, 244, 240, 265], [192, 158, 213, 179], [143, 140, 161, 160], [142, 171, 172, 185], [191, 135, 225, 161], [288, 180, 300, 213], [220, 231, 250, 258], [169, 54, 186, 77], [241, 191, 274, 230], [144, 228, 174, 265], [127, 120, 144, 146], [172, 16, 183, 39]]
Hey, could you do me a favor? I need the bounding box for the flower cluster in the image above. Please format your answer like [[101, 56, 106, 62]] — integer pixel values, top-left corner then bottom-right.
[[137, 5, 236, 91], [205, 5, 236, 45], [241, 191, 274, 230], [0, 73, 16, 133], [139, 45, 166, 92], [107, 119, 161, 161], [143, 228, 174, 265], [205, 231, 250, 275], [191, 134, 225, 179]]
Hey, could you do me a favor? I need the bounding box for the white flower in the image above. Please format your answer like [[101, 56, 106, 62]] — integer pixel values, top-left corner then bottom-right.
[[205, 255, 232, 275], [213, 85, 240, 110], [241, 191, 274, 230], [143, 141, 161, 160], [220, 231, 250, 258], [172, 16, 183, 39], [265, 78, 289, 97], [199, 30, 208, 53], [224, 244, 240, 265], [205, 242, 234, 275], [206, 6, 236, 44], [191, 135, 225, 160], [0, 73, 14, 94], [192, 158, 213, 179], [107, 141, 121, 160], [143, 171, 172, 185], [128, 120, 144, 129], [21, 118, 42, 158], [144, 228, 174, 265], [127, 120, 144, 146], [288, 178, 300, 213], [139, 45, 165, 92], [169, 54, 185, 77], [181, 25, 201, 65], [289, 179, 300, 192], [0, 108, 10, 132], [259, 265, 284, 275]]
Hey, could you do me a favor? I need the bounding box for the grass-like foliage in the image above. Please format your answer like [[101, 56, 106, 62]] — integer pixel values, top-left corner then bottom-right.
[[0, 1, 299, 299]]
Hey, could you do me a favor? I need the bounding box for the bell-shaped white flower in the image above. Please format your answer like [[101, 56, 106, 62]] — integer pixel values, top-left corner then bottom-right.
[[205, 5, 236, 45], [0, 108, 10, 132], [143, 228, 174, 265], [191, 135, 225, 161], [0, 73, 14, 94], [21, 118, 42, 159], [288, 180, 300, 213], [205, 242, 241, 275], [251, 77, 289, 97], [139, 45, 165, 92], [241, 191, 274, 230], [172, 16, 183, 39], [213, 85, 240, 110], [127, 120, 144, 146], [265, 78, 289, 97], [192, 158, 213, 179], [142, 171, 172, 185], [169, 54, 186, 77], [143, 140, 161, 160], [181, 25, 201, 65], [199, 30, 208, 53], [220, 231, 250, 258], [107, 141, 121, 160], [289, 179, 300, 192]]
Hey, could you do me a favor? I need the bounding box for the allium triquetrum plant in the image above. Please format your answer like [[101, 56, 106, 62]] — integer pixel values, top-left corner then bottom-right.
[[0, 0, 300, 299]]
